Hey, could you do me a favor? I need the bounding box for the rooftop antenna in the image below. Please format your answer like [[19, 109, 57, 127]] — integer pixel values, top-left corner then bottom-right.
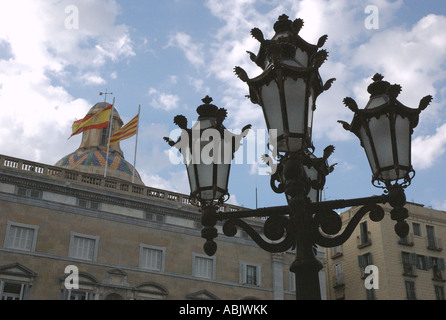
[[100, 89, 113, 103]]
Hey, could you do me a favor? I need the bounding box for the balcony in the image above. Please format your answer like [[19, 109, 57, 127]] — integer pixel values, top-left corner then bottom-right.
[[398, 233, 414, 246], [427, 237, 443, 252], [402, 263, 417, 278], [432, 268, 445, 282], [357, 231, 372, 249]]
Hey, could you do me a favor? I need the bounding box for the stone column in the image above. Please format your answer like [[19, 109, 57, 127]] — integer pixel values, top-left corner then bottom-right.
[[271, 253, 285, 300]]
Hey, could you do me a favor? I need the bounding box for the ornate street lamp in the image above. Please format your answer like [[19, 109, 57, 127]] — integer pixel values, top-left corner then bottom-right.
[[164, 96, 251, 255], [164, 15, 432, 300], [338, 73, 432, 238], [234, 14, 335, 153], [339, 73, 432, 189]]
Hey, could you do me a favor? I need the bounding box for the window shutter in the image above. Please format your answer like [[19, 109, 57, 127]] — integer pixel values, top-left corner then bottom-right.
[[193, 256, 198, 277], [358, 255, 365, 268], [409, 253, 417, 266], [440, 258, 445, 271], [425, 256, 431, 270], [256, 266, 261, 287], [22, 284, 30, 300], [239, 263, 246, 284]]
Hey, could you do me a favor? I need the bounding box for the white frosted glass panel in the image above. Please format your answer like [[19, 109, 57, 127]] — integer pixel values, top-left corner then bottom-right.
[[395, 115, 410, 168], [284, 78, 306, 134], [304, 166, 318, 181], [261, 82, 283, 136], [369, 117, 393, 169], [359, 126, 377, 175], [216, 163, 230, 199], [186, 164, 197, 194], [365, 95, 388, 109], [197, 163, 213, 200], [295, 48, 308, 67], [308, 188, 318, 203]]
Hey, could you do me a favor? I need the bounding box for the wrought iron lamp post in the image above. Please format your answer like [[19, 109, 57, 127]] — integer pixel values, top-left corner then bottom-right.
[[164, 14, 432, 300]]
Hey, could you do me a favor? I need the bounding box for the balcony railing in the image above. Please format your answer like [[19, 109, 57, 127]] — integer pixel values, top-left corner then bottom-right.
[[398, 233, 414, 246], [427, 237, 443, 252], [0, 154, 243, 213], [402, 263, 417, 277]]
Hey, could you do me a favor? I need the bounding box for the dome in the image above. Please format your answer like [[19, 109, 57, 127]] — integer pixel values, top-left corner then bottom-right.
[[55, 148, 144, 185], [55, 101, 144, 185]]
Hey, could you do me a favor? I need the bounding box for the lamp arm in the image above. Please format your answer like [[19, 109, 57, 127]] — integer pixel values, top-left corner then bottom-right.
[[310, 186, 407, 247], [222, 217, 295, 253], [312, 204, 384, 248], [309, 193, 390, 211]]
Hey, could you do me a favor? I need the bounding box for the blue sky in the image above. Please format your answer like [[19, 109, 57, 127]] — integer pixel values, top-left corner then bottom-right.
[[0, 0, 445, 211]]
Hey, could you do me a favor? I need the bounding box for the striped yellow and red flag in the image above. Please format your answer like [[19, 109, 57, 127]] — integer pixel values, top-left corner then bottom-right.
[[109, 113, 139, 145], [70, 105, 113, 138]]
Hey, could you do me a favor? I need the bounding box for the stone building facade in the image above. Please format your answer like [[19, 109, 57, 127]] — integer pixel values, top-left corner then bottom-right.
[[325, 202, 446, 300], [0, 102, 326, 300]]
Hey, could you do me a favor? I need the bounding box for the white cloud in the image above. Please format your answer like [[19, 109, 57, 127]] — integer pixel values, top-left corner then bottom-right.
[[78, 73, 106, 85], [139, 169, 190, 195], [351, 14, 446, 105], [412, 124, 446, 170], [0, 0, 134, 164], [167, 32, 205, 68], [148, 88, 180, 111]]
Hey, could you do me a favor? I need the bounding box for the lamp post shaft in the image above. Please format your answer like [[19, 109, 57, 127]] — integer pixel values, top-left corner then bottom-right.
[[288, 186, 323, 300]]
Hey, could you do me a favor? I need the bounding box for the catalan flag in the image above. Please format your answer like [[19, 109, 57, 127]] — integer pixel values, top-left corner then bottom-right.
[[109, 113, 139, 145], [70, 105, 113, 138]]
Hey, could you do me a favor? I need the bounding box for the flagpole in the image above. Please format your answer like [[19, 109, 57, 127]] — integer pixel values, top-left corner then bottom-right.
[[132, 104, 141, 184], [104, 97, 115, 178]]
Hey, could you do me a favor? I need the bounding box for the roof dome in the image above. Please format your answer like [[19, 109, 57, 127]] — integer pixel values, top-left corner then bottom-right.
[[55, 148, 143, 185], [55, 101, 144, 185]]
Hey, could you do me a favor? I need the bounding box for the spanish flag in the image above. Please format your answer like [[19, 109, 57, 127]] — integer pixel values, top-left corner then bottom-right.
[[70, 105, 113, 138], [109, 113, 139, 145]]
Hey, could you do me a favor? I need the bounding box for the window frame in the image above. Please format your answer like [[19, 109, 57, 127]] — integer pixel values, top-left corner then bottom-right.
[[334, 263, 344, 287], [405, 280, 416, 300], [412, 223, 421, 236], [192, 253, 216, 280], [239, 261, 262, 287], [68, 232, 100, 262], [0, 280, 28, 300], [139, 244, 166, 272], [77, 199, 100, 210], [435, 285, 445, 300], [4, 221, 39, 252], [16, 187, 41, 199]]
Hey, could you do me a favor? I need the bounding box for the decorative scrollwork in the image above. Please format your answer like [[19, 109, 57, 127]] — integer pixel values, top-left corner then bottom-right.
[[372, 169, 416, 191], [313, 209, 342, 236], [312, 204, 385, 248], [222, 216, 295, 253], [270, 173, 285, 194]]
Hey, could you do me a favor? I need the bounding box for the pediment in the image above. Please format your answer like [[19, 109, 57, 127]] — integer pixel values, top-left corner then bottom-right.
[[134, 282, 169, 296], [186, 289, 220, 300], [59, 271, 99, 285], [107, 268, 127, 276], [0, 263, 37, 279], [102, 268, 129, 287]]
